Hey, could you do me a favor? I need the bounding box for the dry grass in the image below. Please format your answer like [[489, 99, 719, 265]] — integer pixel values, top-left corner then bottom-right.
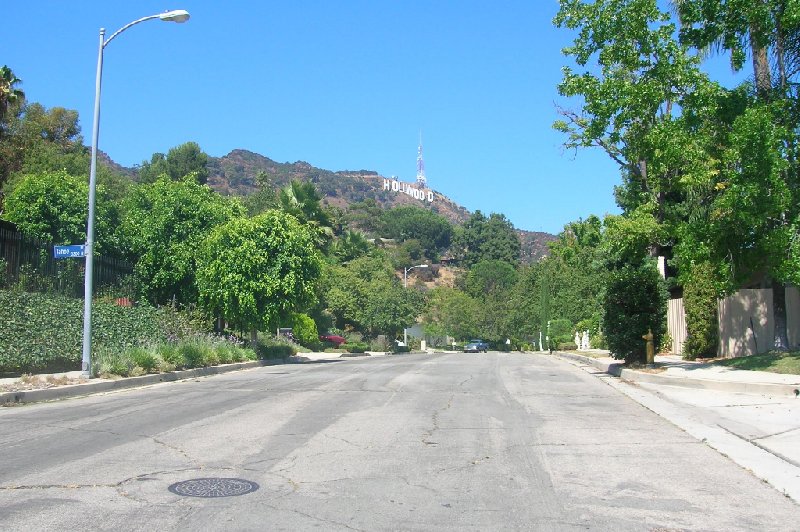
[[0, 374, 87, 393]]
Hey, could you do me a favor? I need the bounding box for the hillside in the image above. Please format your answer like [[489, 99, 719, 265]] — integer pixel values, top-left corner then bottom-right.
[[130, 148, 554, 262]]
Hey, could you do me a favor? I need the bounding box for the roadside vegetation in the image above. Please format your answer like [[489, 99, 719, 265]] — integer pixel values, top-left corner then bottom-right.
[[714, 351, 800, 375]]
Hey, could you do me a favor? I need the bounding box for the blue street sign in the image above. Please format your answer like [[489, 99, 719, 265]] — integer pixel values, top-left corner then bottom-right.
[[54, 245, 86, 259]]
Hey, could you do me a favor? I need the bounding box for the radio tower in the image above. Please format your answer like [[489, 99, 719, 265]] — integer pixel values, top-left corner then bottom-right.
[[416, 131, 427, 188]]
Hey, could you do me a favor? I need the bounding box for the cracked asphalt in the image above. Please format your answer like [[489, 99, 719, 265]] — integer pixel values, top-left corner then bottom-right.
[[0, 353, 797, 531]]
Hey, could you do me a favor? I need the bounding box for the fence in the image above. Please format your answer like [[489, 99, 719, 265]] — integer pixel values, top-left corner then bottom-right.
[[667, 285, 800, 358], [0, 220, 133, 299]]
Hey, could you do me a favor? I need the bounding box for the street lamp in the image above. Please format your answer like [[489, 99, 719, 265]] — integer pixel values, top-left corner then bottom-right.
[[81, 10, 190, 377], [403, 263, 428, 346]]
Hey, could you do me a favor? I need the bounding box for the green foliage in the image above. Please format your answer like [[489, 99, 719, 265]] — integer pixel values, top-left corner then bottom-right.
[[423, 287, 480, 341], [603, 260, 667, 364], [453, 211, 521, 267], [0, 290, 163, 373], [548, 318, 574, 346], [465, 260, 517, 298], [138, 141, 209, 185], [290, 312, 319, 347], [320, 253, 426, 339], [331, 230, 372, 263], [278, 180, 334, 249], [93, 337, 256, 377], [197, 210, 322, 333], [682, 261, 719, 359], [379, 205, 453, 261], [2, 170, 118, 253], [254, 336, 298, 359], [346, 342, 369, 354], [120, 176, 244, 305]]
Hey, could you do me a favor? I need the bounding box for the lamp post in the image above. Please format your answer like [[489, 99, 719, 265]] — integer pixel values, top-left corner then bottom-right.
[[403, 263, 428, 346], [81, 10, 190, 377]]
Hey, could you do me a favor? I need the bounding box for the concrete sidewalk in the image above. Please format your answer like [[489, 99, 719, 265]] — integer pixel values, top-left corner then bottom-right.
[[557, 350, 800, 502], [557, 350, 800, 396]]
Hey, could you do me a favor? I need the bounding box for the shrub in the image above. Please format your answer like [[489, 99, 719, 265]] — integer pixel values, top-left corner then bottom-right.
[[558, 342, 578, 351], [255, 335, 297, 359], [590, 333, 608, 350], [347, 342, 369, 354], [129, 347, 160, 374], [179, 342, 207, 368], [603, 260, 667, 364], [290, 313, 319, 347], [682, 261, 719, 360], [549, 319, 574, 344], [158, 343, 185, 370]]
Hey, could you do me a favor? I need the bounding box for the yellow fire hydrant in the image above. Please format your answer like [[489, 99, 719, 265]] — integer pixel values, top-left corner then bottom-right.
[[642, 329, 655, 366]]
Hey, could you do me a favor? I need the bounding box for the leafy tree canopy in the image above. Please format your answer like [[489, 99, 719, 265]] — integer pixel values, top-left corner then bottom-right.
[[197, 210, 322, 333], [121, 176, 244, 305], [138, 141, 209, 185], [453, 210, 521, 267]]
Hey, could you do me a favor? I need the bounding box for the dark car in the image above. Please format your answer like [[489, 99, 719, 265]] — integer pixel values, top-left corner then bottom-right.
[[319, 333, 346, 347], [463, 339, 489, 353]]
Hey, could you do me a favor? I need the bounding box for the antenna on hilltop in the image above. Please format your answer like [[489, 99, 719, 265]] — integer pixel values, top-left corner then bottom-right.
[[416, 130, 427, 188]]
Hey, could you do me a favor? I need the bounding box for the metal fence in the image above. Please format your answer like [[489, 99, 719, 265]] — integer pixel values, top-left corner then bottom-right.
[[0, 220, 133, 299]]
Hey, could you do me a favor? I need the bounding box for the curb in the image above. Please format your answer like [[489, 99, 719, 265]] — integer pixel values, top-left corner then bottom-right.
[[556, 352, 799, 396], [0, 358, 296, 405]]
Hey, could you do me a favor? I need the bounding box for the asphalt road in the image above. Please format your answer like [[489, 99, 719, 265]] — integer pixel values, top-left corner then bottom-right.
[[0, 353, 797, 531]]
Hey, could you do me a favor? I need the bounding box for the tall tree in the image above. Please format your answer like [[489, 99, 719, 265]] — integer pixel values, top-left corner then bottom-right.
[[279, 180, 333, 248], [138, 141, 209, 184], [0, 65, 24, 132], [197, 210, 322, 340], [453, 211, 521, 267], [676, 0, 800, 350], [120, 177, 244, 305]]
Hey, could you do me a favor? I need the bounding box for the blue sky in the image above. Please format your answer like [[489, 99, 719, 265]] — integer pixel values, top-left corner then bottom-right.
[[4, 1, 746, 235]]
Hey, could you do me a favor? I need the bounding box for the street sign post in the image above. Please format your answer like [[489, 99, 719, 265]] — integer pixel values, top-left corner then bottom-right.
[[54, 245, 86, 259]]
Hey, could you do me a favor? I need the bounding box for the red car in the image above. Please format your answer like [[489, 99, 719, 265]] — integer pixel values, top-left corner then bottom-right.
[[319, 334, 346, 347]]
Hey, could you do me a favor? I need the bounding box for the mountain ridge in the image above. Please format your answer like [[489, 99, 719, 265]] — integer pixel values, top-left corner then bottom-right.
[[122, 148, 555, 262]]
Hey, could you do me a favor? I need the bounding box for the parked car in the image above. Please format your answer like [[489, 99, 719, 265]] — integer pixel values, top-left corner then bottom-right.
[[463, 339, 489, 353], [319, 333, 346, 347]]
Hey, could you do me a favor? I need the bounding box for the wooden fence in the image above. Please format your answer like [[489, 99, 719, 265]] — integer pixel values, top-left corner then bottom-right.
[[667, 285, 800, 357]]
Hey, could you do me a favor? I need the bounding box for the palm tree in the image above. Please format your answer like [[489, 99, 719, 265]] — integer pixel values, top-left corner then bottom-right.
[[278, 180, 334, 247], [0, 65, 25, 130]]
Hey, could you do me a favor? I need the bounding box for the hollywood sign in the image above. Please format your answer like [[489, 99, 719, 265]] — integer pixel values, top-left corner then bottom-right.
[[383, 178, 434, 203]]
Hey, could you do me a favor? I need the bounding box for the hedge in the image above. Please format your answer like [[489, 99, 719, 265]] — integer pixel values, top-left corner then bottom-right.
[[0, 289, 190, 374]]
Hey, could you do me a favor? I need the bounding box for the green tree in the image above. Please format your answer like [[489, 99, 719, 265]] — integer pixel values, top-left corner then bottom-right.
[[423, 287, 480, 341], [138, 141, 209, 184], [3, 170, 90, 245], [0, 65, 24, 132], [197, 211, 322, 339], [332, 230, 373, 263], [380, 205, 453, 261], [603, 260, 667, 364], [320, 252, 425, 339], [279, 180, 334, 249], [120, 177, 244, 305], [453, 211, 521, 267]]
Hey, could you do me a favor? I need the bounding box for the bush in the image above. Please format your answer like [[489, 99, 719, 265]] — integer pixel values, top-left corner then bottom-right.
[[346, 342, 369, 353], [178, 342, 207, 368], [291, 312, 319, 347], [603, 260, 667, 364], [682, 261, 719, 359], [129, 347, 160, 374], [0, 289, 166, 374], [558, 342, 578, 351], [590, 332, 608, 350]]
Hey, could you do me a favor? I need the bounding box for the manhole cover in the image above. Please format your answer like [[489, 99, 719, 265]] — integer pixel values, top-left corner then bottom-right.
[[168, 478, 259, 498]]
